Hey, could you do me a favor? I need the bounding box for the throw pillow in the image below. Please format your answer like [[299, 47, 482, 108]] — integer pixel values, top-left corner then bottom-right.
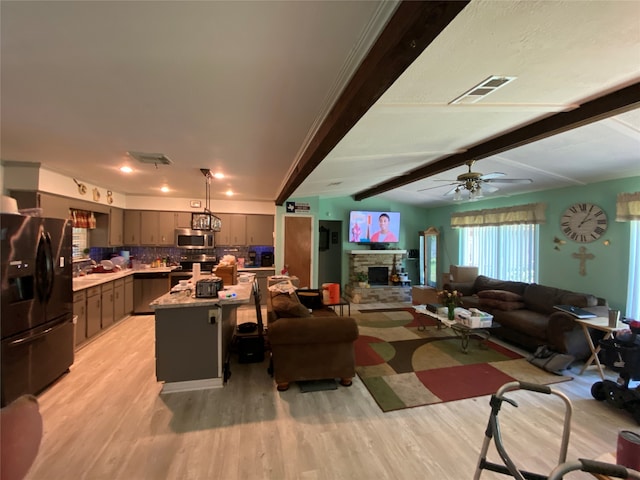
[[477, 289, 523, 302], [479, 297, 525, 311], [271, 294, 312, 318]]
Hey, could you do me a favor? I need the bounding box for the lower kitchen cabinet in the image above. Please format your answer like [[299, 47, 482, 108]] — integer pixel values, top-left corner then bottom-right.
[[114, 279, 125, 322], [73, 290, 87, 346], [101, 283, 114, 328], [124, 276, 134, 314], [86, 286, 102, 338]]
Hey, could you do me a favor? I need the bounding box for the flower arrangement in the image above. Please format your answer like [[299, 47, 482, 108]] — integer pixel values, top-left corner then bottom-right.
[[355, 272, 368, 282], [439, 289, 463, 319], [438, 289, 463, 307]]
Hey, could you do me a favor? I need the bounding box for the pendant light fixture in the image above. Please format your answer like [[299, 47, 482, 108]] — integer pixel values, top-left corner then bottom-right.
[[191, 169, 222, 231]]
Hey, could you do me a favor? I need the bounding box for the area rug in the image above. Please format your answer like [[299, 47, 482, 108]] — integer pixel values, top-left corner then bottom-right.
[[354, 308, 572, 412]]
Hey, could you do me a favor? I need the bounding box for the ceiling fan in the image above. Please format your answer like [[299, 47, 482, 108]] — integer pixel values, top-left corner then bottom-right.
[[419, 160, 533, 201]]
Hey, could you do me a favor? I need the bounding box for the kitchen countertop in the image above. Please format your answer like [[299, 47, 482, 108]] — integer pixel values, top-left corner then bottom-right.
[[237, 267, 275, 272], [72, 267, 177, 291], [150, 281, 252, 309]]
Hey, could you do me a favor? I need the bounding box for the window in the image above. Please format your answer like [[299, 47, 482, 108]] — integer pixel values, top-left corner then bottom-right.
[[459, 224, 539, 283], [72, 227, 88, 260], [627, 220, 639, 319]]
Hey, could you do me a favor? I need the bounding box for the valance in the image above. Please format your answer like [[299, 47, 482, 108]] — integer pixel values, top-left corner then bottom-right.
[[70, 209, 96, 229], [616, 192, 640, 222], [451, 203, 546, 228]]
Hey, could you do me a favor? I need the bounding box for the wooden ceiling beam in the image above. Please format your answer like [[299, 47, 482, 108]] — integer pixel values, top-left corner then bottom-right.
[[354, 81, 640, 201], [275, 0, 470, 206]]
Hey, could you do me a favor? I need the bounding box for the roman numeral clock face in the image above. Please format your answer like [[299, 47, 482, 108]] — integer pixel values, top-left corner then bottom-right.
[[561, 203, 608, 243]]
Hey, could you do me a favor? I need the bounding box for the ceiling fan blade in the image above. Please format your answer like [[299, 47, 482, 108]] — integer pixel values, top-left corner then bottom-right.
[[480, 184, 499, 193], [479, 172, 505, 180], [443, 186, 460, 196], [483, 178, 533, 184], [417, 182, 458, 192]]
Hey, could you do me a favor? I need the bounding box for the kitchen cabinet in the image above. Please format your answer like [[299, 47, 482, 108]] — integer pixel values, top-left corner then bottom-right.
[[73, 290, 87, 346], [246, 215, 274, 246], [140, 211, 175, 245], [134, 272, 170, 314], [175, 212, 192, 229], [86, 286, 102, 338], [109, 207, 124, 245], [124, 210, 141, 245], [114, 279, 125, 322], [215, 213, 247, 245], [101, 282, 114, 328], [124, 276, 134, 314]]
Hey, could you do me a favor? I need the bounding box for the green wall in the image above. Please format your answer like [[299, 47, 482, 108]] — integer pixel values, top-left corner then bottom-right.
[[277, 176, 638, 314]]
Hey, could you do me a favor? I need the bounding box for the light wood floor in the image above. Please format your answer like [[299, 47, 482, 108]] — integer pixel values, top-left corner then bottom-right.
[[24, 303, 636, 480]]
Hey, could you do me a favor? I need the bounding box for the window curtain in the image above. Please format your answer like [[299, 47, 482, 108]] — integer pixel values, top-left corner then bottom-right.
[[616, 191, 640, 221], [70, 209, 96, 229], [450, 203, 546, 227]]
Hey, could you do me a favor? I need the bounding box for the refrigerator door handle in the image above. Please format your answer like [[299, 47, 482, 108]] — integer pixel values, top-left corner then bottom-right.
[[36, 231, 55, 302], [8, 326, 55, 347]]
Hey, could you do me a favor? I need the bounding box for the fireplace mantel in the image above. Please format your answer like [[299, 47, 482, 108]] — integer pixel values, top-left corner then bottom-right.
[[348, 250, 407, 255]]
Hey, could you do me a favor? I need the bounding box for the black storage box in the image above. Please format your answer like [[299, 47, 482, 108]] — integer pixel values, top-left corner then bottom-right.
[[237, 336, 265, 364]]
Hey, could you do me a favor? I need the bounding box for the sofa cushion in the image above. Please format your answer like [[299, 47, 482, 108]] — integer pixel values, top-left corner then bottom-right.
[[478, 298, 525, 311], [477, 289, 523, 302], [473, 275, 528, 296], [271, 293, 312, 318], [560, 292, 598, 308]]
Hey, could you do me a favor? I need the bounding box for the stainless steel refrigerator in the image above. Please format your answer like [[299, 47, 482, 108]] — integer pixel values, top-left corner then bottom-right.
[[1, 213, 74, 406]]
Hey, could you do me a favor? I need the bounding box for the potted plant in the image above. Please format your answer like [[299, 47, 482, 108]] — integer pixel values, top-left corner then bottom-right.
[[355, 272, 368, 287], [82, 248, 91, 259]]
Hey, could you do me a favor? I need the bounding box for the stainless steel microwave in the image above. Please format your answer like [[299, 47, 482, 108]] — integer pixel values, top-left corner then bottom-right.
[[175, 228, 215, 249]]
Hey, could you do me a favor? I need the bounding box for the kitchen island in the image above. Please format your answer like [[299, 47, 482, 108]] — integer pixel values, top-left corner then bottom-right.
[[150, 280, 253, 393]]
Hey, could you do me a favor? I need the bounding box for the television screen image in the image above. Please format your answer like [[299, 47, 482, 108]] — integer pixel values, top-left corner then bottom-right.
[[349, 211, 400, 243]]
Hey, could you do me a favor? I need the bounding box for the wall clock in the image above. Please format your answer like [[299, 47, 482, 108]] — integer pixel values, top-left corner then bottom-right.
[[560, 202, 608, 243]]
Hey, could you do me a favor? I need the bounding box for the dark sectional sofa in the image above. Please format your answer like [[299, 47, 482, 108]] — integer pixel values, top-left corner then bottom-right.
[[444, 275, 609, 360]]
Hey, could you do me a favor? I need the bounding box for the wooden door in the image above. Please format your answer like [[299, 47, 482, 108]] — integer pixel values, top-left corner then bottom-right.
[[284, 216, 312, 288]]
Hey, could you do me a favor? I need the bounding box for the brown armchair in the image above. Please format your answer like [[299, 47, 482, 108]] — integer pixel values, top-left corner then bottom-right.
[[267, 291, 359, 391]]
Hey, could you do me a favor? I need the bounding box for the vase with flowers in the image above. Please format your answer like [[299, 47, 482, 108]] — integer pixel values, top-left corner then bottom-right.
[[438, 289, 463, 320]]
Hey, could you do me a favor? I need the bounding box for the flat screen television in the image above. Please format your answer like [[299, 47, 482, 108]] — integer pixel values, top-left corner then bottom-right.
[[349, 210, 400, 244]]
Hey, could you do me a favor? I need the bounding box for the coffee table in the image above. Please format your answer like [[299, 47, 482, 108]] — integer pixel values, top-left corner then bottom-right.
[[413, 305, 500, 353]]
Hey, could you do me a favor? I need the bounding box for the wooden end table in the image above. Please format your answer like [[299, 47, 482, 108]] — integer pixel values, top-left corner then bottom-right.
[[575, 317, 630, 380]]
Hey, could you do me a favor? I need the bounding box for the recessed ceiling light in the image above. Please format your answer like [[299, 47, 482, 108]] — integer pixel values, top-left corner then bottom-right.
[[214, 172, 225, 179], [120, 166, 133, 173], [161, 186, 170, 193], [225, 189, 233, 196]]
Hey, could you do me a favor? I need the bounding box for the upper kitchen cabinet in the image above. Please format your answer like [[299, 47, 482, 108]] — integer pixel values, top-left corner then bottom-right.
[[215, 213, 247, 245], [140, 211, 175, 245], [10, 191, 70, 219], [246, 215, 274, 246], [91, 207, 124, 247], [175, 212, 192, 229], [123, 210, 141, 245]]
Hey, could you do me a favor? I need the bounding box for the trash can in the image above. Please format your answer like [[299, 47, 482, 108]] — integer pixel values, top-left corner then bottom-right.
[[322, 283, 340, 304]]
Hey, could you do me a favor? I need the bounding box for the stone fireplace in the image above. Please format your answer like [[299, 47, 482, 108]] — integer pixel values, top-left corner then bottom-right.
[[345, 250, 410, 303]]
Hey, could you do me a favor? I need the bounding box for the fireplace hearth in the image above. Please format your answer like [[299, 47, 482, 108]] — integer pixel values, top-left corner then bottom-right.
[[368, 267, 389, 286]]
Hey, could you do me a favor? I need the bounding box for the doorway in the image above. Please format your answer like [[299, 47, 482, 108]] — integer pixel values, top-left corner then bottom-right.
[[284, 215, 312, 288], [318, 220, 342, 287]]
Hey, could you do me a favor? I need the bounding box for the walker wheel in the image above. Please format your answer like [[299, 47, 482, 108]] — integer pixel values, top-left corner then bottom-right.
[[591, 381, 606, 401]]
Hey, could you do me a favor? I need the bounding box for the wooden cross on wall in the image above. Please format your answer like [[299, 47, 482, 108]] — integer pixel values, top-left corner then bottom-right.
[[572, 246, 594, 276]]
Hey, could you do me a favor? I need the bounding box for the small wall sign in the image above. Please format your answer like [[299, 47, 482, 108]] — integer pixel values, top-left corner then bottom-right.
[[190, 200, 201, 208]]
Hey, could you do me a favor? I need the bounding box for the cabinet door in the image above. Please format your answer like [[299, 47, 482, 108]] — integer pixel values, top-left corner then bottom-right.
[[124, 210, 141, 245], [114, 280, 125, 322], [101, 283, 114, 328], [124, 277, 134, 314], [38, 193, 71, 219], [140, 211, 158, 245], [73, 291, 87, 346], [175, 212, 192, 229], [158, 211, 175, 245], [86, 291, 102, 338], [246, 215, 274, 246], [216, 213, 246, 245], [109, 207, 124, 246]]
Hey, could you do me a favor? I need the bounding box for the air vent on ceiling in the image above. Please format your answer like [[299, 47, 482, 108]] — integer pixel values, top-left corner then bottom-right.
[[127, 151, 173, 166], [449, 76, 517, 105]]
